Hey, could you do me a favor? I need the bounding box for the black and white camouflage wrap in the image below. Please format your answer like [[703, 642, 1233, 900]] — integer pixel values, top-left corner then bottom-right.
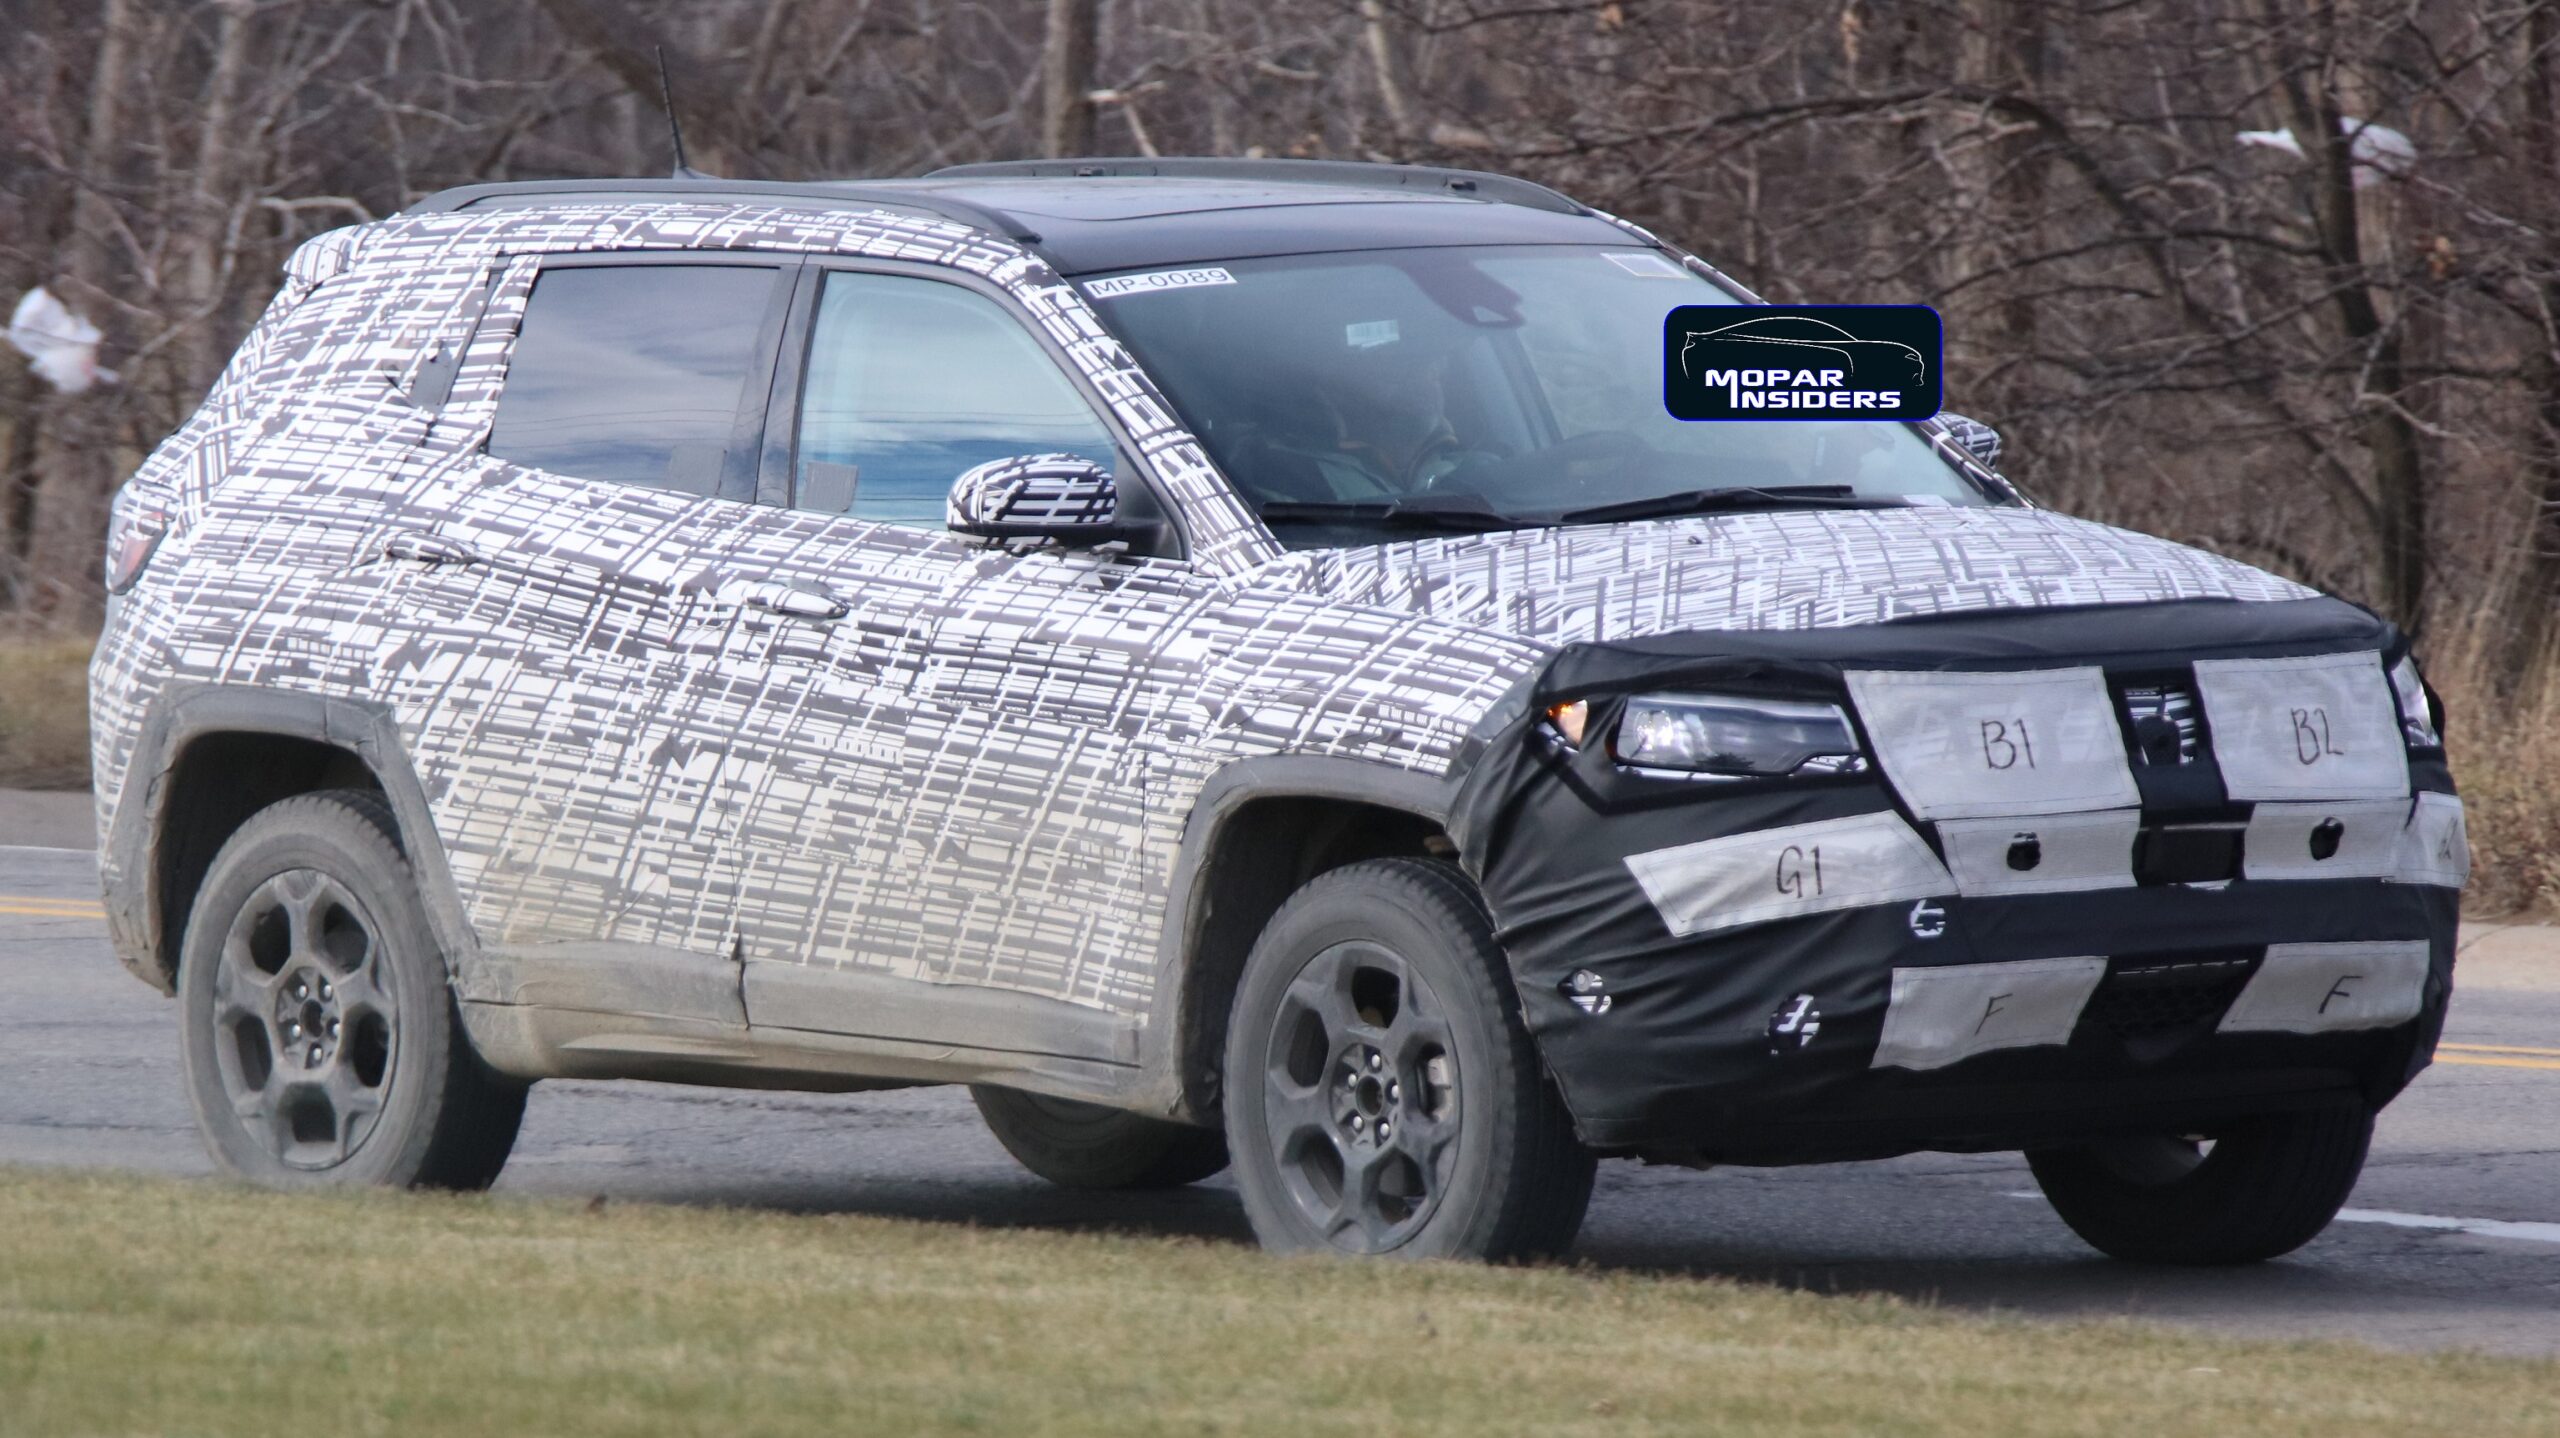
[[92, 196, 2323, 1026], [946, 453, 1120, 535]]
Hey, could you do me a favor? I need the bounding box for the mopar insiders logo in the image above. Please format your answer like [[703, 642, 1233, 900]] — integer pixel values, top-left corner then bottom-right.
[[1663, 305, 1943, 421]]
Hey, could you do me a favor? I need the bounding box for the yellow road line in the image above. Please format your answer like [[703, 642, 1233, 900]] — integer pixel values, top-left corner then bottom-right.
[[0, 902, 104, 918], [2438, 1054, 2560, 1073], [2441, 1042, 2560, 1059]]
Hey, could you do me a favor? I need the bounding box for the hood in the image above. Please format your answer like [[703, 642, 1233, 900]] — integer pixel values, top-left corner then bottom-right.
[[1275, 504, 2315, 647]]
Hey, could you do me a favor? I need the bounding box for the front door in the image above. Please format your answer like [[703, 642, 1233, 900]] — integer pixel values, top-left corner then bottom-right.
[[723, 263, 1197, 1063]]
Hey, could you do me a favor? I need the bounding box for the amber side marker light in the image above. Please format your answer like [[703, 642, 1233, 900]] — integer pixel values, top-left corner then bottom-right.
[[105, 503, 168, 594], [1545, 700, 1590, 747]]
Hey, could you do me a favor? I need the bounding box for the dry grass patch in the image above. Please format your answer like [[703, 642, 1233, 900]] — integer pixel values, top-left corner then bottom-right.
[[0, 631, 91, 790], [2424, 617, 2560, 919], [0, 1167, 2553, 1437]]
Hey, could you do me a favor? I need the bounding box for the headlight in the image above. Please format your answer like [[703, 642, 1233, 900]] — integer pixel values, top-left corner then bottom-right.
[[1613, 693, 1866, 778], [2388, 656, 2441, 749]]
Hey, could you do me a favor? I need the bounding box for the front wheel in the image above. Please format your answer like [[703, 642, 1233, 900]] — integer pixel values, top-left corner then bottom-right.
[[1223, 858, 1593, 1261], [2026, 1105, 2373, 1265], [177, 789, 527, 1191]]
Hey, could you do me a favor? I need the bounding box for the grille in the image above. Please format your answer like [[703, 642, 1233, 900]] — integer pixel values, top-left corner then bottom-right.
[[2080, 956, 2256, 1040], [2121, 683, 2201, 766]]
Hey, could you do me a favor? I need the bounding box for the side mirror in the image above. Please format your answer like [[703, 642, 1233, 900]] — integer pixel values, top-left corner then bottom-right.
[[1937, 413, 2003, 472], [946, 455, 1125, 543]]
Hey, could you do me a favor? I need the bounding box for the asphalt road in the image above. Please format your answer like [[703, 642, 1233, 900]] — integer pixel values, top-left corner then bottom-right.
[[5, 835, 2557, 1357]]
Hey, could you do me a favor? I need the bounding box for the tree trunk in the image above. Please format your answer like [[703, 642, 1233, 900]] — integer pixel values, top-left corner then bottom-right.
[[1041, 0, 1098, 158], [23, 0, 140, 624], [2518, 0, 2560, 664], [1958, 0, 2048, 361], [1359, 0, 1417, 148], [2270, 5, 2429, 627], [180, 0, 255, 389]]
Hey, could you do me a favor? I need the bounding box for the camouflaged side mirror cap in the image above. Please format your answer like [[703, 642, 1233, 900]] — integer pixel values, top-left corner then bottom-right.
[[946, 454, 1125, 543], [1938, 413, 2003, 472]]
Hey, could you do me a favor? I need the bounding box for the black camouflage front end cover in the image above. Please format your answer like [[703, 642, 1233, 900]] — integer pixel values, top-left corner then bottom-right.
[[1448, 596, 2462, 1155]]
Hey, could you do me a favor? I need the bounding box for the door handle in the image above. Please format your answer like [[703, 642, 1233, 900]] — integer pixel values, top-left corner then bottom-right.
[[379, 530, 483, 567], [742, 581, 851, 622]]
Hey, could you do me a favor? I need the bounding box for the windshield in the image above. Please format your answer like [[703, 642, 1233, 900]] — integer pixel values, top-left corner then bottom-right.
[[1083, 246, 1993, 548]]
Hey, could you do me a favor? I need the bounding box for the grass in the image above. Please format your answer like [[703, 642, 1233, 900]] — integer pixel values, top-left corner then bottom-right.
[[0, 1168, 2555, 1437], [0, 631, 90, 790]]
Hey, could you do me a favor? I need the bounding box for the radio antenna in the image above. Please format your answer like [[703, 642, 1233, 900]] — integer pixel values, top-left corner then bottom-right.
[[654, 46, 712, 180]]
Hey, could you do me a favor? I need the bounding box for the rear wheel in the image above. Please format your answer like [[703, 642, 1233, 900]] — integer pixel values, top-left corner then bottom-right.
[[1223, 858, 1593, 1261], [970, 1085, 1229, 1189], [177, 789, 526, 1190], [2027, 1106, 2373, 1264]]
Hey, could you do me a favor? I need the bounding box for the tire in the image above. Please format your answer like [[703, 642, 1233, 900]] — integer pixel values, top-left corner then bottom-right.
[[2026, 1105, 2374, 1265], [1222, 857, 1594, 1261], [176, 789, 527, 1191], [970, 1085, 1230, 1189]]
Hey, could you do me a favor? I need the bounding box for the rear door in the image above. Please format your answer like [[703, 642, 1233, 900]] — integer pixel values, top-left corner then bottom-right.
[[380, 253, 794, 1019]]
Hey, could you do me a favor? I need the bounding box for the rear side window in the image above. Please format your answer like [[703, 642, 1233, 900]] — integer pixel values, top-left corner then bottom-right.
[[489, 264, 778, 496]]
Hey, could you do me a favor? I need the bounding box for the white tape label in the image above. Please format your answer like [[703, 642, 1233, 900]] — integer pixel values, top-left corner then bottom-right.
[[2192, 652, 2408, 802], [1082, 267, 1237, 298], [1846, 668, 2140, 820], [2395, 792, 2469, 888], [1624, 811, 1951, 938], [2241, 799, 2406, 881], [1936, 809, 2139, 896], [2218, 941, 2429, 1034], [1872, 957, 2108, 1071]]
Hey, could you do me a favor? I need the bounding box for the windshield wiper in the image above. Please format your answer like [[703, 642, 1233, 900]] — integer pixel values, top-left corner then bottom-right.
[[1553, 485, 1904, 527], [1257, 500, 1526, 535]]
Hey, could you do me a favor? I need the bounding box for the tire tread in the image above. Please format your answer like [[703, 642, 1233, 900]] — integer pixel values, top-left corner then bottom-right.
[[1226, 856, 1594, 1261], [2028, 1105, 2372, 1265]]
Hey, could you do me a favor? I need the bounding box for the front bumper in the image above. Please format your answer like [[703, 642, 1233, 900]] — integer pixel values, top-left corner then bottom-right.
[[1447, 596, 2462, 1158], [1514, 867, 2451, 1156]]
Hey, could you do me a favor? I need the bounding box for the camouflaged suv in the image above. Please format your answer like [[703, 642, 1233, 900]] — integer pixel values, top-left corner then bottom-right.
[[93, 159, 2464, 1262]]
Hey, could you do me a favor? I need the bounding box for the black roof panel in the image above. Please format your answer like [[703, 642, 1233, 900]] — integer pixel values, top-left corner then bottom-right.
[[408, 162, 1646, 275], [864, 178, 1634, 274]]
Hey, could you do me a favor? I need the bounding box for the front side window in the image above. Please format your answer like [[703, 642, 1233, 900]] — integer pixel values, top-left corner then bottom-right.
[[1083, 246, 1996, 549], [488, 264, 778, 496], [791, 271, 1119, 528]]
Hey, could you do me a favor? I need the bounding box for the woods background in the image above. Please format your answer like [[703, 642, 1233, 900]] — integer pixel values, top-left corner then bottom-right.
[[1, 0, 2553, 909]]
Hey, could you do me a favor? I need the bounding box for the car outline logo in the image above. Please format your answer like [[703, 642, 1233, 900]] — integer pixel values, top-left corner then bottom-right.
[[1679, 314, 1929, 391]]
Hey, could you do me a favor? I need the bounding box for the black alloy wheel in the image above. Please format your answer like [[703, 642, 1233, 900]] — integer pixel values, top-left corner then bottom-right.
[[178, 790, 525, 1190], [1224, 858, 1593, 1261]]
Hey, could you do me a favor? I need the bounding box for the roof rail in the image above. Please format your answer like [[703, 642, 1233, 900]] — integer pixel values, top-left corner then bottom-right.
[[923, 157, 1590, 216], [402, 178, 1046, 245]]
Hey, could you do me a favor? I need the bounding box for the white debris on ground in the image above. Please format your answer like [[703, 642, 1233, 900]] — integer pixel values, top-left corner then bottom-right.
[[2236, 116, 2416, 190], [7, 286, 118, 394]]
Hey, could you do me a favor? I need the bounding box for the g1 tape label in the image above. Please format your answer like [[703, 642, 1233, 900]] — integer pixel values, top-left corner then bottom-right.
[[1624, 811, 1952, 937]]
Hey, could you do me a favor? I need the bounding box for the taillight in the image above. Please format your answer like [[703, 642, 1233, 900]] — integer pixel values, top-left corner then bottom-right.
[[105, 502, 168, 594]]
